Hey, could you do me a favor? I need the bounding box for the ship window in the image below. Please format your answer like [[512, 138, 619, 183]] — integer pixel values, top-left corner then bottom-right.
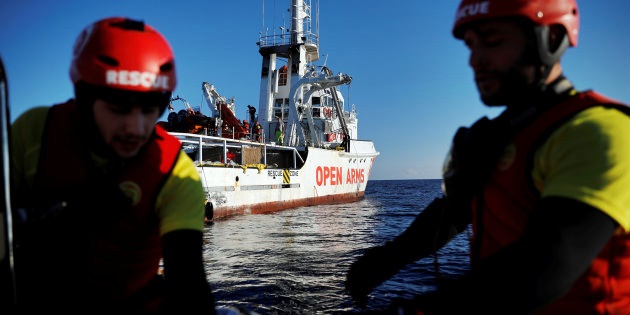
[[279, 65, 288, 86], [312, 107, 321, 117], [312, 97, 321, 105]]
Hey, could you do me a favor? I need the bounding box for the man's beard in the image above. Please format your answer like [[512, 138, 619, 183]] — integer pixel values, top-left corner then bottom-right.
[[479, 65, 540, 107]]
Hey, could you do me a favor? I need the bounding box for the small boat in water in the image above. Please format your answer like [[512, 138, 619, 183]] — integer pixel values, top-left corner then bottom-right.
[[157, 0, 379, 221]]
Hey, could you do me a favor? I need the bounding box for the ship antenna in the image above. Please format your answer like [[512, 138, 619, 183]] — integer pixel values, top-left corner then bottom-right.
[[347, 84, 351, 109], [316, 0, 320, 37]]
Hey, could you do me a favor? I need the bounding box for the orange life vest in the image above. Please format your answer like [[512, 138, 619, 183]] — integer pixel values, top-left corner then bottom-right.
[[23, 100, 182, 306], [473, 91, 630, 314]]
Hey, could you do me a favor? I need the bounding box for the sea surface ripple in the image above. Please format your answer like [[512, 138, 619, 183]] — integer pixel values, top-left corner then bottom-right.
[[203, 179, 471, 314]]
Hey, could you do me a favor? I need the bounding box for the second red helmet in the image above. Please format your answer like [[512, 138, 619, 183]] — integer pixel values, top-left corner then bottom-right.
[[452, 0, 579, 46]]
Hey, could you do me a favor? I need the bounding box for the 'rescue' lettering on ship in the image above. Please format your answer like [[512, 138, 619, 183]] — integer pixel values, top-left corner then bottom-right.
[[268, 170, 299, 176], [455, 1, 489, 22], [315, 166, 365, 186], [106, 70, 170, 90]]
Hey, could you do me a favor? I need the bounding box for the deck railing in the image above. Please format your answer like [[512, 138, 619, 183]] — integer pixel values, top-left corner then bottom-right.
[[169, 132, 304, 168]]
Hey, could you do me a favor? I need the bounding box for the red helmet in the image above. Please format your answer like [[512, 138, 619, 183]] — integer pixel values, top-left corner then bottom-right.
[[70, 17, 176, 93], [453, 0, 579, 46]]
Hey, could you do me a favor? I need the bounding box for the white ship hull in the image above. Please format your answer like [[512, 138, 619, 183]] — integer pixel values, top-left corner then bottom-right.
[[172, 133, 378, 220]]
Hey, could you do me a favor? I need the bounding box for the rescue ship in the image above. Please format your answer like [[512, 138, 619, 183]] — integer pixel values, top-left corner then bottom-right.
[[158, 0, 379, 221]]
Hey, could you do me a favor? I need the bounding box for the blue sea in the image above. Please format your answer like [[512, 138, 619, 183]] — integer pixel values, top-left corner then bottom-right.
[[203, 179, 471, 314]]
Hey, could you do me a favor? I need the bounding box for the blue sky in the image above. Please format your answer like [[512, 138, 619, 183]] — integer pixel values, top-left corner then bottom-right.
[[1, 1, 629, 180]]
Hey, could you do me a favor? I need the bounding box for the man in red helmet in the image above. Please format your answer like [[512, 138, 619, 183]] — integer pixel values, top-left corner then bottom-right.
[[10, 17, 216, 314], [346, 1, 630, 314]]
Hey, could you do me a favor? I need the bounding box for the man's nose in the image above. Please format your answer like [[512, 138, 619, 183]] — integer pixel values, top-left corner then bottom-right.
[[468, 45, 483, 70], [464, 33, 484, 70]]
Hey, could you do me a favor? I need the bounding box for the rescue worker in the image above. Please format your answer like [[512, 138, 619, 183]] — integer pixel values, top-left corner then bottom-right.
[[247, 105, 256, 120], [254, 121, 262, 142], [242, 120, 250, 139], [11, 17, 216, 314], [345, 1, 630, 314], [275, 117, 284, 145]]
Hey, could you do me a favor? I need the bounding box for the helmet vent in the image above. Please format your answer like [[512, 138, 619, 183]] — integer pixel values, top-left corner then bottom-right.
[[97, 55, 119, 66], [110, 19, 145, 32], [159, 62, 173, 72]]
